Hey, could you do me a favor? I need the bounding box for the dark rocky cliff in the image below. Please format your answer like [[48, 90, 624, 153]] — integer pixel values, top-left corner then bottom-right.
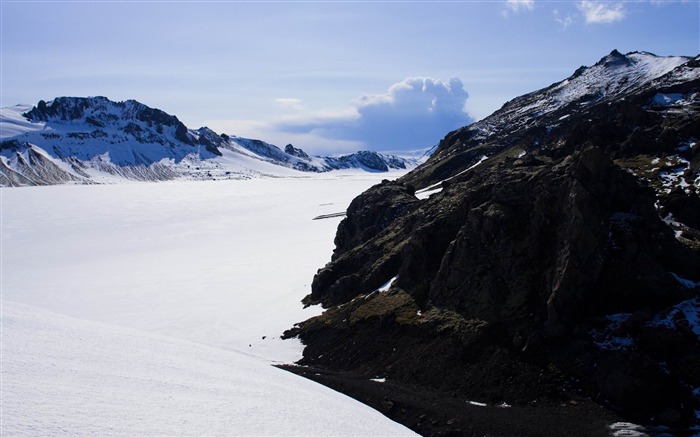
[[285, 51, 700, 434]]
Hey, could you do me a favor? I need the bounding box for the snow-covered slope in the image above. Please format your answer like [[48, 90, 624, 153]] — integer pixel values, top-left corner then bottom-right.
[[0, 104, 47, 138], [1, 301, 416, 437], [406, 50, 699, 190], [470, 50, 692, 143], [0, 97, 419, 186], [2, 175, 407, 361], [1, 173, 417, 436], [536, 50, 688, 111]]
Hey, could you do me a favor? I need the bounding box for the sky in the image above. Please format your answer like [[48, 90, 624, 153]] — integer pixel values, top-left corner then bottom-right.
[[1, 1, 698, 155]]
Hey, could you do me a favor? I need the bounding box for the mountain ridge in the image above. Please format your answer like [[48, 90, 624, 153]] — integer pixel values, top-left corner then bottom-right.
[[285, 50, 700, 436], [0, 97, 419, 186]]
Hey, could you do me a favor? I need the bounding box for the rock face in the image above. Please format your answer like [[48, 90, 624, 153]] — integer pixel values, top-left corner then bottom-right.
[[284, 144, 309, 159], [287, 51, 700, 430]]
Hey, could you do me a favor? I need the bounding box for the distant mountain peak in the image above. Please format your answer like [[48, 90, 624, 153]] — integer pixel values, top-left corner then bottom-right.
[[1, 96, 419, 186], [602, 47, 627, 60], [25, 97, 189, 134]]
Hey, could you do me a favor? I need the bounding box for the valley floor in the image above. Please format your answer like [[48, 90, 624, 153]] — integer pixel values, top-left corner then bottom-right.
[[1, 172, 418, 436]]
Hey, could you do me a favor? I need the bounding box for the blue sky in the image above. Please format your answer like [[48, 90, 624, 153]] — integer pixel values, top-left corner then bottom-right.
[[2, 1, 698, 154]]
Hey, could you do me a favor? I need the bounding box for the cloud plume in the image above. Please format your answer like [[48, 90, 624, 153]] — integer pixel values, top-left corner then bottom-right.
[[275, 77, 472, 152]]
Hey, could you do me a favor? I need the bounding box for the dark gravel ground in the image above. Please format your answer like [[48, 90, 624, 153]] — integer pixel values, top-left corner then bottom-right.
[[278, 364, 624, 437]]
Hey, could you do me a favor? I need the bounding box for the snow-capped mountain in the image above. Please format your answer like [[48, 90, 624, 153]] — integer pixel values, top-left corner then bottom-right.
[[461, 50, 691, 145], [0, 97, 418, 186], [406, 50, 698, 188], [287, 50, 700, 434]]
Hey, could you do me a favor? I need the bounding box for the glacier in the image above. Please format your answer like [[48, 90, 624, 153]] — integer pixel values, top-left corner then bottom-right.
[[1, 173, 418, 436]]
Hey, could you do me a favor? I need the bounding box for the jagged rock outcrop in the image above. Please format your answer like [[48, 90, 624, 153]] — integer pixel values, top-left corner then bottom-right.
[[287, 51, 700, 431], [285, 144, 310, 159], [322, 150, 410, 172]]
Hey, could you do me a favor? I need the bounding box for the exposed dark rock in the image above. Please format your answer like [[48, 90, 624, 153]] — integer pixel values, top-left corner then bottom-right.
[[0, 139, 21, 152], [85, 116, 104, 128], [334, 180, 420, 258], [354, 150, 390, 171], [660, 187, 700, 229], [288, 51, 700, 433], [318, 150, 412, 172], [0, 143, 84, 186], [284, 144, 310, 159], [174, 123, 193, 146], [193, 127, 224, 156], [279, 364, 621, 437]]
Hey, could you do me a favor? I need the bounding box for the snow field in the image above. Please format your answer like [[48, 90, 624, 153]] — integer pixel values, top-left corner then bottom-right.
[[0, 105, 44, 139], [2, 173, 402, 362], [1, 301, 415, 436], [1, 172, 418, 436]]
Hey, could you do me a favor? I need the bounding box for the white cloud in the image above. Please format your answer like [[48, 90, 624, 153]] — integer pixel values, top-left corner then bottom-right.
[[505, 0, 535, 13], [578, 0, 625, 24], [553, 9, 574, 28], [274, 98, 305, 111], [272, 77, 472, 153]]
